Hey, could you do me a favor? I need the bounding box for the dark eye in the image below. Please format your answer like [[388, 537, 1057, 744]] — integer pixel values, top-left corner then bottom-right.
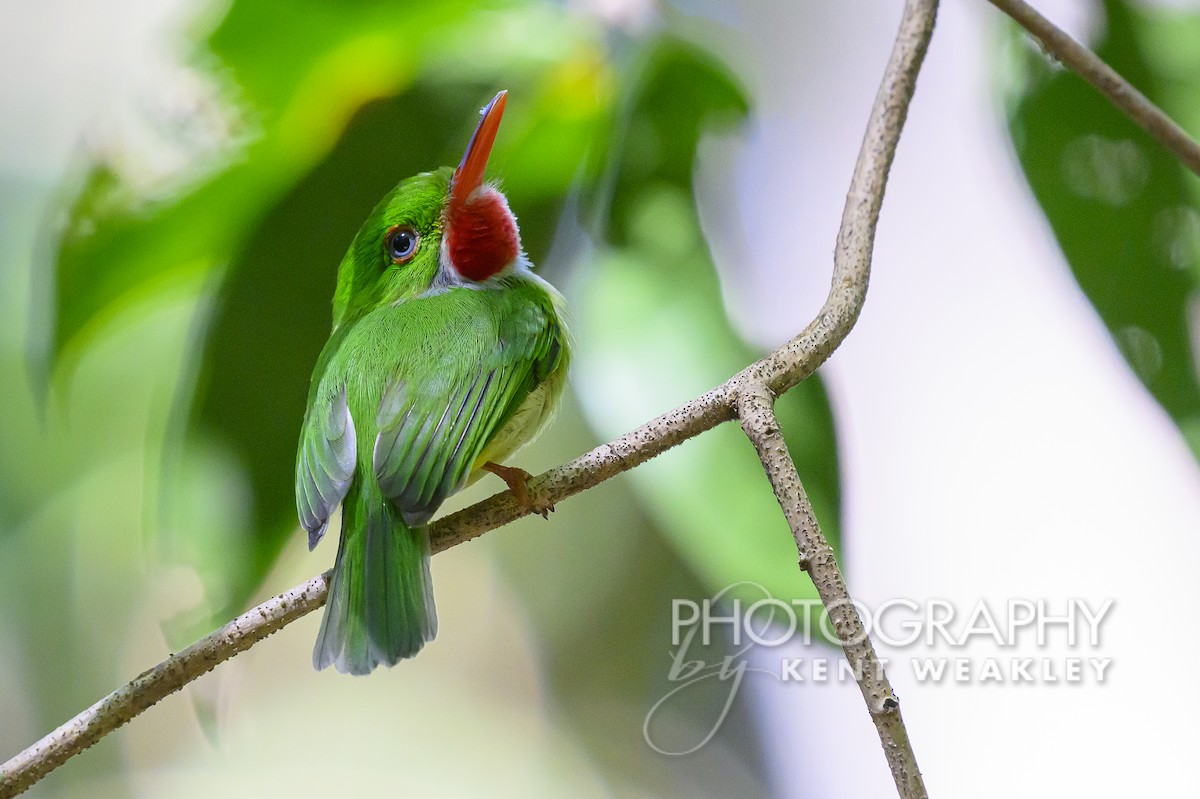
[[385, 225, 419, 263]]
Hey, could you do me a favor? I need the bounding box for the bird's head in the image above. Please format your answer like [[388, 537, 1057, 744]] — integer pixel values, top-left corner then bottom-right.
[[332, 91, 522, 328]]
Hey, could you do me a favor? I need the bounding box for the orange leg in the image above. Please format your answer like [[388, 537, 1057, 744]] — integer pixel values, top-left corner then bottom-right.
[[482, 462, 554, 518]]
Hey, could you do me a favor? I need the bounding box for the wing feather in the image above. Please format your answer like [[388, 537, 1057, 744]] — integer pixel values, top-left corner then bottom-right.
[[371, 297, 565, 525], [296, 387, 357, 550]]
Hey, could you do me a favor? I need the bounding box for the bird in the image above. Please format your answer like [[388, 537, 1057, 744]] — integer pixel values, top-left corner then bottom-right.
[[294, 91, 570, 674]]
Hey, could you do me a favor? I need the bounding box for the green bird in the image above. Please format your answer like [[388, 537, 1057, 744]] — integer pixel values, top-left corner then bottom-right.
[[295, 91, 570, 675]]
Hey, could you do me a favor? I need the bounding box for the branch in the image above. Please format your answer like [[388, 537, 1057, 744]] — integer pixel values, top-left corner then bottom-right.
[[987, 0, 1200, 177], [0, 0, 940, 795], [738, 384, 926, 797], [0, 575, 330, 798]]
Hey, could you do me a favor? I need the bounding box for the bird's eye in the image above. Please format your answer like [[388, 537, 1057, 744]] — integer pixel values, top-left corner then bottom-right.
[[385, 225, 419, 264]]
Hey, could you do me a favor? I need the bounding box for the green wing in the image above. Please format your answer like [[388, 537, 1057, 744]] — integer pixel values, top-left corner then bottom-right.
[[372, 293, 564, 525], [296, 385, 357, 550]]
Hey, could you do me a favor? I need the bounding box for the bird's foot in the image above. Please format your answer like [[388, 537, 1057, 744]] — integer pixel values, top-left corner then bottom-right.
[[482, 462, 554, 519]]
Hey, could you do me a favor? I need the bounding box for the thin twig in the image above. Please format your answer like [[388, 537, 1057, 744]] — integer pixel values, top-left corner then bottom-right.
[[738, 383, 927, 798], [987, 0, 1200, 177], [0, 0, 941, 795]]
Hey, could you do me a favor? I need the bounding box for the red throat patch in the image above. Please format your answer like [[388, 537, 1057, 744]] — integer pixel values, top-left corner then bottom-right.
[[447, 189, 520, 282]]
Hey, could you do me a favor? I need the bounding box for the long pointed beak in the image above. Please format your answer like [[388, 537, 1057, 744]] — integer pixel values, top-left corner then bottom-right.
[[449, 90, 507, 217]]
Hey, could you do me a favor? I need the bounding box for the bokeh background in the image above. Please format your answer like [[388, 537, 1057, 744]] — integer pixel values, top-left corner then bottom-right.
[[2, 0, 1199, 796]]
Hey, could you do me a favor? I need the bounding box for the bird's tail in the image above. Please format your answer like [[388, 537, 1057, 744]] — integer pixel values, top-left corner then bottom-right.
[[314, 484, 437, 675]]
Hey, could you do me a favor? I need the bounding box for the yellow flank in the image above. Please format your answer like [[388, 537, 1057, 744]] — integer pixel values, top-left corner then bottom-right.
[[470, 378, 558, 480]]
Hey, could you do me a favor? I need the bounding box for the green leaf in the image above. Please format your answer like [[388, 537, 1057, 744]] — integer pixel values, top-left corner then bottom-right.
[[1003, 0, 1200, 456]]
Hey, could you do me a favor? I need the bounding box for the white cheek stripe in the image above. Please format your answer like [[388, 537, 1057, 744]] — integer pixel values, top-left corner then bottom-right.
[[436, 235, 471, 289], [416, 235, 526, 299]]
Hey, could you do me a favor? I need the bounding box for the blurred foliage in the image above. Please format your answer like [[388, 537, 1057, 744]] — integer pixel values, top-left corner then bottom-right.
[[47, 0, 602, 371], [25, 0, 847, 795], [0, 177, 203, 797], [1004, 0, 1200, 457], [574, 39, 841, 612], [12, 0, 1200, 794]]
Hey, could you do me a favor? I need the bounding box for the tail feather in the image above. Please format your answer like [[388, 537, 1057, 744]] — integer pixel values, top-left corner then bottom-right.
[[314, 486, 437, 675]]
